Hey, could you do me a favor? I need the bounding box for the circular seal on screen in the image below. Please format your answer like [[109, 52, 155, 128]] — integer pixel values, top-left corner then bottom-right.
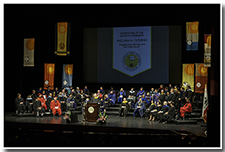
[[187, 40, 192, 45], [45, 80, 49, 85], [196, 82, 201, 88], [122, 52, 141, 71], [88, 106, 94, 114]]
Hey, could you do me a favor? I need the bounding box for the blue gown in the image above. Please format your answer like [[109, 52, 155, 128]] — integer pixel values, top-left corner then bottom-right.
[[153, 92, 160, 103], [108, 93, 116, 106], [117, 91, 126, 103], [67, 97, 77, 109], [145, 95, 152, 105], [136, 90, 146, 97], [133, 102, 144, 117]]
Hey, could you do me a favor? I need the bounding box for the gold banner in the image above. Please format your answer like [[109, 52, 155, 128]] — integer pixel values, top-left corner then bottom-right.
[[56, 22, 68, 55]]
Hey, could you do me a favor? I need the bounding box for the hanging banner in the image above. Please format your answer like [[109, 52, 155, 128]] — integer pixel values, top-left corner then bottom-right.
[[204, 34, 211, 67], [44, 63, 55, 90], [202, 84, 209, 122], [55, 22, 70, 56], [62, 64, 73, 89], [186, 21, 199, 51], [182, 64, 194, 92], [113, 26, 152, 77], [24, 38, 35, 66], [195, 63, 208, 93]]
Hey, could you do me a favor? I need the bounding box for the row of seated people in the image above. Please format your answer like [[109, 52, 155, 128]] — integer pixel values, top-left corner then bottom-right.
[[15, 84, 193, 117]]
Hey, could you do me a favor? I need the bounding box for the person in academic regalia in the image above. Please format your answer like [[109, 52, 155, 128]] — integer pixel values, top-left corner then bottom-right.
[[33, 97, 45, 117], [174, 85, 178, 92], [149, 88, 155, 97], [149, 101, 162, 121], [99, 87, 105, 96], [155, 101, 170, 123], [128, 88, 136, 104], [136, 87, 145, 97], [164, 87, 169, 95], [153, 89, 160, 104], [119, 98, 129, 117], [67, 94, 77, 109], [185, 85, 193, 101], [61, 89, 67, 98], [24, 95, 32, 113], [103, 94, 110, 109], [158, 89, 166, 102], [90, 93, 100, 104], [42, 90, 48, 101], [168, 88, 176, 103], [31, 90, 38, 101], [168, 84, 172, 92], [38, 87, 43, 94], [164, 91, 170, 102], [100, 98, 106, 114], [83, 86, 90, 99], [161, 101, 176, 124], [58, 92, 67, 112], [144, 100, 156, 119], [38, 94, 47, 111], [141, 94, 147, 110], [177, 97, 192, 120], [46, 93, 53, 112], [108, 91, 116, 106], [80, 89, 86, 103], [117, 88, 126, 103], [145, 92, 152, 106], [158, 84, 164, 93], [70, 89, 76, 98], [108, 86, 116, 94], [127, 95, 135, 109], [76, 87, 80, 94], [54, 87, 59, 95], [133, 98, 145, 117], [67, 87, 73, 96], [46, 86, 52, 96], [96, 90, 103, 99], [50, 97, 62, 117], [82, 97, 90, 120]]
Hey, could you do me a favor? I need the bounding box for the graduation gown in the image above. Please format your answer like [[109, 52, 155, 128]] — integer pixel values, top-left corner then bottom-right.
[[162, 106, 175, 122], [153, 93, 160, 103], [38, 97, 47, 110], [15, 97, 25, 113], [180, 102, 192, 117], [83, 89, 90, 96], [117, 91, 126, 103], [91, 97, 100, 104], [50, 100, 62, 115], [108, 93, 116, 106], [24, 98, 33, 112], [151, 105, 162, 116], [58, 96, 67, 112], [31, 93, 38, 101], [155, 105, 170, 121], [46, 96, 53, 110], [67, 97, 77, 109], [158, 93, 166, 102], [136, 90, 145, 97], [33, 100, 45, 114], [145, 95, 152, 105], [100, 89, 105, 95], [119, 101, 128, 116], [133, 102, 145, 117], [144, 103, 156, 118]]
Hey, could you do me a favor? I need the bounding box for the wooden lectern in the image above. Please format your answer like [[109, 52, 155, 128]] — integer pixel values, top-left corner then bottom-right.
[[84, 103, 100, 122]]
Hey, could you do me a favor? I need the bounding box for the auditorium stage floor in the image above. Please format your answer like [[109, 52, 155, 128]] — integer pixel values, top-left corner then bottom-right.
[[4, 112, 206, 137]]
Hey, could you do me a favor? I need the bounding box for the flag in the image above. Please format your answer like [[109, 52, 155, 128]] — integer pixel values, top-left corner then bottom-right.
[[44, 63, 55, 90], [195, 63, 208, 93], [24, 38, 35, 66], [62, 64, 73, 89], [204, 34, 211, 67], [186, 21, 199, 51], [202, 84, 209, 122], [182, 64, 194, 92], [55, 22, 70, 56]]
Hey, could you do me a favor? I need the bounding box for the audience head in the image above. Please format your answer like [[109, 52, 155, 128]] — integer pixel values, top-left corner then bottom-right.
[[77, 87, 80, 90], [27, 95, 31, 98], [36, 97, 39, 100], [160, 84, 163, 88], [165, 87, 168, 91], [104, 94, 108, 99], [93, 93, 97, 97], [158, 101, 162, 105], [39, 94, 42, 98], [111, 86, 113, 90]]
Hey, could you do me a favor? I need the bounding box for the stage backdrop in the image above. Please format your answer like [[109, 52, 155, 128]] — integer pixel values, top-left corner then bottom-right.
[[186, 21, 199, 51], [62, 64, 73, 89], [204, 34, 211, 67], [195, 63, 208, 93], [44, 63, 55, 90], [55, 22, 70, 56], [182, 64, 194, 92], [24, 38, 35, 66]]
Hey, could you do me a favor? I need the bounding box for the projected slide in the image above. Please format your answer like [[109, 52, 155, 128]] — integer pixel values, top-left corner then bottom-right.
[[113, 27, 151, 77]]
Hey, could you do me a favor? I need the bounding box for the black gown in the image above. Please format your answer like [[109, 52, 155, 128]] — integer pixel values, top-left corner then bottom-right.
[[33, 100, 45, 115], [118, 102, 129, 116], [144, 104, 156, 118], [58, 96, 67, 112], [155, 106, 169, 121], [15, 97, 25, 113], [161, 106, 176, 122]]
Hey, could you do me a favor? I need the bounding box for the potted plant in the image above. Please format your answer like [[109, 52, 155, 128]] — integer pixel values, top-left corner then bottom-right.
[[96, 111, 108, 124], [63, 111, 71, 123]]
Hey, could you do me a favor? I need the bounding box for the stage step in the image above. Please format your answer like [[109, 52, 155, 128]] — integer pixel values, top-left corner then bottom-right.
[[173, 119, 197, 125]]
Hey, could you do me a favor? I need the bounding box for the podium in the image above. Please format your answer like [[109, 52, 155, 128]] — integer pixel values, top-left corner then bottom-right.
[[84, 103, 100, 122]]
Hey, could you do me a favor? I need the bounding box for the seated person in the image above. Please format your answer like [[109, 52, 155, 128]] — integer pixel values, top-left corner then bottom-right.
[[38, 87, 43, 94], [141, 94, 147, 110], [61, 89, 67, 98], [144, 100, 156, 119], [24, 95, 33, 113], [67, 86, 73, 96], [128, 88, 136, 103], [103, 94, 110, 109], [42, 90, 48, 101], [164, 87, 169, 94], [58, 92, 67, 112], [145, 92, 152, 105], [83, 86, 90, 99], [119, 98, 128, 117], [153, 89, 160, 104], [80, 89, 86, 103], [133, 98, 145, 118], [127, 95, 135, 109], [164, 91, 170, 102], [176, 97, 192, 120], [117, 88, 126, 103], [38, 94, 47, 111], [15, 93, 25, 114], [158, 84, 164, 93], [47, 93, 53, 112], [155, 101, 170, 122], [46, 86, 52, 96], [33, 97, 45, 117], [100, 87, 105, 96], [149, 101, 162, 121], [149, 88, 155, 97], [100, 98, 106, 113], [174, 85, 178, 92], [108, 91, 116, 106], [90, 93, 100, 104], [67, 94, 77, 109], [55, 87, 59, 95], [96, 90, 103, 99], [136, 87, 145, 97], [161, 101, 176, 124], [76, 87, 80, 94], [108, 86, 116, 94], [158, 89, 166, 102], [31, 90, 38, 101], [52, 91, 57, 98], [168, 84, 172, 92], [50, 96, 62, 117]]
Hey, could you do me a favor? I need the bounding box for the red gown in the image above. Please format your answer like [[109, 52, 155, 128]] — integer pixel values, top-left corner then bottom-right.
[[50, 100, 62, 115], [39, 97, 47, 110], [180, 102, 192, 117]]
